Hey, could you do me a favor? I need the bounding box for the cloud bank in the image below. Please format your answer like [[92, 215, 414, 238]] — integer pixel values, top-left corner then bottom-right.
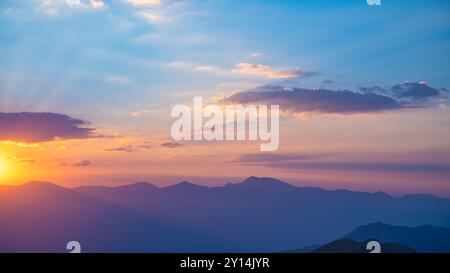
[[232, 153, 450, 173]]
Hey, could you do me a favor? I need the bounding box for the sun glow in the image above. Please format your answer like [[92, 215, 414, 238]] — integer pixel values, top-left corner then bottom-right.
[[0, 157, 7, 177]]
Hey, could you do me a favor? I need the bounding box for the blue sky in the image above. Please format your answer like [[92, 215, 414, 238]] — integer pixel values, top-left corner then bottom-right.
[[1, 0, 450, 123]]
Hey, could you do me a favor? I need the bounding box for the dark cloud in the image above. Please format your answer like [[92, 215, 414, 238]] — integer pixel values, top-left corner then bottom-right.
[[61, 160, 91, 167], [223, 82, 445, 114], [391, 82, 444, 100], [161, 142, 183, 148], [0, 112, 95, 143], [360, 82, 445, 102], [223, 86, 407, 114]]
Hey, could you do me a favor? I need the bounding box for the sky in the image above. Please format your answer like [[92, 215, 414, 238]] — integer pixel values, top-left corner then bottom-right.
[[0, 0, 450, 197]]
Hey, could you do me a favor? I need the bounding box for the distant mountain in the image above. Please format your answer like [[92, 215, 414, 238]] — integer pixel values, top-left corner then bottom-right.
[[345, 222, 450, 253], [1, 177, 450, 252], [312, 239, 416, 253]]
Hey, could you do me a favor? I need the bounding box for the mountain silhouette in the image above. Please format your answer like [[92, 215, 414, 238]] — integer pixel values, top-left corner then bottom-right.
[[1, 177, 450, 252], [345, 222, 450, 253], [0, 182, 227, 252], [312, 238, 416, 253]]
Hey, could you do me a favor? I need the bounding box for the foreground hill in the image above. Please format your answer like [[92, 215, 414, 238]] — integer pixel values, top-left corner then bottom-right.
[[312, 239, 416, 253], [345, 222, 450, 253]]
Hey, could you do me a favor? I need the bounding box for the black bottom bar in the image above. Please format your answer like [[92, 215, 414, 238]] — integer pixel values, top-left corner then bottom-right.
[[1, 253, 447, 272]]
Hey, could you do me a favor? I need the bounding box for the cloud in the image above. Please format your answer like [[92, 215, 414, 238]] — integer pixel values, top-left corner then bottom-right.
[[131, 106, 165, 117], [360, 82, 446, 102], [138, 141, 152, 149], [359, 85, 384, 94], [88, 0, 105, 9], [127, 0, 161, 6], [0, 0, 107, 18], [105, 145, 135, 152], [135, 1, 189, 24], [193, 65, 224, 73], [161, 142, 182, 148], [231, 153, 450, 173], [140, 11, 168, 23], [249, 52, 264, 58], [19, 159, 36, 164], [223, 85, 407, 114], [104, 76, 131, 85], [6, 156, 37, 165], [0, 112, 95, 143], [169, 61, 313, 79], [35, 0, 106, 16], [231, 63, 314, 79], [169, 61, 225, 74], [391, 81, 445, 100], [222, 82, 446, 115], [61, 160, 91, 167], [105, 143, 152, 152]]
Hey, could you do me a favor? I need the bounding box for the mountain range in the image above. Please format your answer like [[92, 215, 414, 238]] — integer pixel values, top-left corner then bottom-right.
[[1, 176, 449, 252], [311, 238, 417, 253]]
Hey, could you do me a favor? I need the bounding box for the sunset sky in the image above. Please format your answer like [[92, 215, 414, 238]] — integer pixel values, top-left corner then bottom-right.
[[1, 0, 450, 196]]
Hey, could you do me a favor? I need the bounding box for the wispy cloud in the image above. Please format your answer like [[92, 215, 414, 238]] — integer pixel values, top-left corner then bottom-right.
[[161, 142, 182, 148], [231, 63, 313, 79], [134, 1, 191, 24], [231, 153, 450, 173], [104, 76, 131, 85], [169, 61, 224, 74], [249, 52, 264, 58], [126, 0, 161, 6], [169, 61, 313, 79], [61, 159, 91, 167], [105, 145, 135, 152], [35, 0, 106, 16], [105, 142, 151, 152], [139, 11, 168, 23]]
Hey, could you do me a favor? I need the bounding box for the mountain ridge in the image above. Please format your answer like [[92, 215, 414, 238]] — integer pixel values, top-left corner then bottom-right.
[[2, 176, 448, 201]]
